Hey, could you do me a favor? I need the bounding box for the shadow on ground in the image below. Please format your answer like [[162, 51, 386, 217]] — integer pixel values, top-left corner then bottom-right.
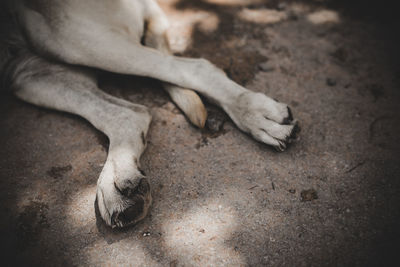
[[1, 0, 400, 266]]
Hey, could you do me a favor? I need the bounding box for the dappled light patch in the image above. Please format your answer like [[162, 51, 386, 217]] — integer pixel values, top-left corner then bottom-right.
[[167, 11, 219, 52], [165, 0, 269, 85], [307, 10, 340, 24], [83, 239, 161, 266], [204, 0, 264, 6], [162, 199, 244, 265], [65, 185, 97, 230], [239, 8, 288, 24]]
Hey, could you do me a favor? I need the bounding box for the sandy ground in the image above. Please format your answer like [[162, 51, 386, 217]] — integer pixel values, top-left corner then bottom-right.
[[1, 0, 399, 266]]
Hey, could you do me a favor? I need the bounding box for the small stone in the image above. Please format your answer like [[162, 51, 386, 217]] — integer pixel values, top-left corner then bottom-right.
[[143, 231, 151, 237], [206, 108, 227, 133], [300, 189, 318, 202], [258, 62, 275, 72], [289, 189, 296, 194], [326, 78, 337, 86], [199, 228, 205, 233]]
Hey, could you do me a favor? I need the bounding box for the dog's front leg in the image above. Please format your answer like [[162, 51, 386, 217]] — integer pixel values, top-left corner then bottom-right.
[[68, 43, 295, 150], [11, 54, 152, 227], [25, 13, 296, 149]]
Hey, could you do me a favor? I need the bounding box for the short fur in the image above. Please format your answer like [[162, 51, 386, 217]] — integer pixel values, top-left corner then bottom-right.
[[0, 0, 297, 228]]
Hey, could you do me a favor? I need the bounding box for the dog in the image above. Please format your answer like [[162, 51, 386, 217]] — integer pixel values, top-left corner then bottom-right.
[[1, 0, 297, 228]]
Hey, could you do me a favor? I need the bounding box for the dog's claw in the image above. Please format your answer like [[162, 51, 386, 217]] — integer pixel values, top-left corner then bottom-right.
[[282, 107, 294, 125]]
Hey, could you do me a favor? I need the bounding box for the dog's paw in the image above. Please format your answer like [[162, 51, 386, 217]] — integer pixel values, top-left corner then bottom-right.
[[224, 91, 298, 151], [96, 171, 152, 228], [248, 120, 298, 151]]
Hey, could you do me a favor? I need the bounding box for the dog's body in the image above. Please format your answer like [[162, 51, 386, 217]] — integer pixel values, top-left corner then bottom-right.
[[1, 0, 297, 228]]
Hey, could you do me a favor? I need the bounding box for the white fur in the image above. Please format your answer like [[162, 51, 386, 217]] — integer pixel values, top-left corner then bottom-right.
[[4, 0, 297, 227]]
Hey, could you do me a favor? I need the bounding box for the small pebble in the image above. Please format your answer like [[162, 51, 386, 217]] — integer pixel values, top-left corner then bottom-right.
[[206, 109, 227, 132], [300, 189, 318, 202], [143, 231, 151, 237], [258, 62, 275, 72], [326, 78, 337, 86]]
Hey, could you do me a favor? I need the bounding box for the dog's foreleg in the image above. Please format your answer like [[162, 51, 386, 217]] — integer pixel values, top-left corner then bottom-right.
[[17, 0, 298, 149], [11, 54, 152, 227], [65, 40, 295, 149], [26, 12, 296, 149], [143, 3, 207, 128]]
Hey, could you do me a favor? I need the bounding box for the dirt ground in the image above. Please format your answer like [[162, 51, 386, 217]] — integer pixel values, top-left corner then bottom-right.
[[1, 0, 399, 266]]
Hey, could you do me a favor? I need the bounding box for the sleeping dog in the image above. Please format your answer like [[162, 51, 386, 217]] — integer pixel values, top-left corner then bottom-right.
[[0, 0, 297, 228]]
